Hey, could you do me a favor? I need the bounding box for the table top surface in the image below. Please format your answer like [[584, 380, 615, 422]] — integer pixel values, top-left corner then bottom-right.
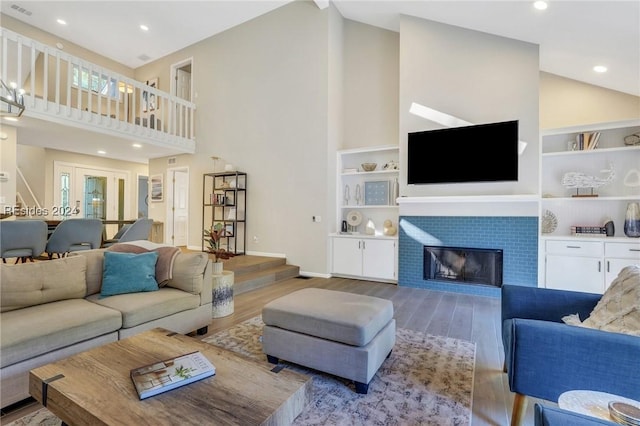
[[29, 328, 311, 426], [559, 390, 640, 421]]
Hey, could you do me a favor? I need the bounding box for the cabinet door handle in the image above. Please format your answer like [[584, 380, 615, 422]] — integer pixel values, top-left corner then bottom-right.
[[598, 261, 601, 272], [566, 245, 581, 249], [362, 241, 366, 250], [630, 249, 640, 252], [607, 260, 610, 273], [358, 241, 361, 250]]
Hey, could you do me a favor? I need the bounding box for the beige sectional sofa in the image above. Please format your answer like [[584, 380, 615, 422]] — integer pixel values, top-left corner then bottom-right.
[[0, 248, 212, 408]]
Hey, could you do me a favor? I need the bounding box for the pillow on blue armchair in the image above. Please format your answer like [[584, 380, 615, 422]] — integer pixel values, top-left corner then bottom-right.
[[101, 251, 159, 298]]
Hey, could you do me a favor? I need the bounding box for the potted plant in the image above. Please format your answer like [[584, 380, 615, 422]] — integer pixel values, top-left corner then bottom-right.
[[203, 223, 235, 274]]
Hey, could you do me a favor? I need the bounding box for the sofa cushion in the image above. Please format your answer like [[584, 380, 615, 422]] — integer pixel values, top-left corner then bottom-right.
[[0, 256, 86, 313], [69, 249, 105, 296], [87, 288, 200, 329], [581, 265, 640, 336], [166, 253, 209, 295], [100, 251, 159, 298], [0, 298, 122, 368], [106, 242, 180, 286]]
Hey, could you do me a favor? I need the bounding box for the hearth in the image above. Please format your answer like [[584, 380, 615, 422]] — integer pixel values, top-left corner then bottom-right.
[[423, 245, 503, 287]]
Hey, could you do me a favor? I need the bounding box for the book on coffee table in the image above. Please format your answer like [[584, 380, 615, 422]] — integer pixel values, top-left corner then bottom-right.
[[130, 351, 216, 400]]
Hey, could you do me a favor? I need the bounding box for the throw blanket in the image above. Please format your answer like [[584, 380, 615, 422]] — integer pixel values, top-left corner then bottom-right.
[[106, 241, 180, 286]]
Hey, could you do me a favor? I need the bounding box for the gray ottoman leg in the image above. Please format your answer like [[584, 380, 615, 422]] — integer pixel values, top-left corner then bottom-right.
[[266, 354, 279, 364]]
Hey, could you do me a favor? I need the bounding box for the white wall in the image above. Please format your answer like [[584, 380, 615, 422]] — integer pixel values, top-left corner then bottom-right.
[[141, 1, 334, 274], [342, 20, 399, 150], [399, 16, 540, 198], [540, 72, 640, 129]]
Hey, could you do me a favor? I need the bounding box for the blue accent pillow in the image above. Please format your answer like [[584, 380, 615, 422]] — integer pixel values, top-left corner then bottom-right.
[[100, 251, 159, 298]]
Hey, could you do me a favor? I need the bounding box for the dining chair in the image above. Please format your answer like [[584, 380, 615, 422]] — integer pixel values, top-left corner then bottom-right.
[[0, 220, 48, 263], [45, 218, 103, 259], [102, 218, 153, 247]]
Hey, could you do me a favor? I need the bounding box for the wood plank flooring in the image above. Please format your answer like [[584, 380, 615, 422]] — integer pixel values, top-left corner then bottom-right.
[[203, 276, 548, 426], [1, 276, 550, 425]]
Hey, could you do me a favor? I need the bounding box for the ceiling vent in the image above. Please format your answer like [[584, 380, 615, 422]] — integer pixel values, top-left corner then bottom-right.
[[10, 4, 32, 16], [137, 54, 151, 62], [167, 157, 177, 165]]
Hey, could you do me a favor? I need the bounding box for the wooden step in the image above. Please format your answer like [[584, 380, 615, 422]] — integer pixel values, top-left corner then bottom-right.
[[216, 255, 299, 295]]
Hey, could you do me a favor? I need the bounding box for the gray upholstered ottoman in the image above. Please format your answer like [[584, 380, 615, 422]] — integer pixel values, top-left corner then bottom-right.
[[261, 288, 395, 394]]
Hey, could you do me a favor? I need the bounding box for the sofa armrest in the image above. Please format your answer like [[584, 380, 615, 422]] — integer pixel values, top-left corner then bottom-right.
[[501, 285, 601, 324], [167, 253, 210, 301], [509, 318, 640, 402], [534, 404, 616, 426]]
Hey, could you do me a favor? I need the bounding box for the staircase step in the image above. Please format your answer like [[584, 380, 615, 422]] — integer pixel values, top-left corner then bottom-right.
[[221, 255, 286, 278], [233, 264, 300, 295]]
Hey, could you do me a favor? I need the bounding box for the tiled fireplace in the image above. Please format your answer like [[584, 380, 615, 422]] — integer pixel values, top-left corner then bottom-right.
[[399, 216, 538, 297]]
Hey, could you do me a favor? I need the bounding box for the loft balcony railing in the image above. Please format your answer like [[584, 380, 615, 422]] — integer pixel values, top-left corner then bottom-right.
[[0, 27, 196, 152]]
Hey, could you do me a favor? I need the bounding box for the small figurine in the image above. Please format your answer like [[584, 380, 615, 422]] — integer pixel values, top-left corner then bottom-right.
[[383, 160, 398, 170], [383, 219, 397, 236]]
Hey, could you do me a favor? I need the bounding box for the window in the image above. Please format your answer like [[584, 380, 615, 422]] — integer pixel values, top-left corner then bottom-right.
[[72, 64, 118, 99]]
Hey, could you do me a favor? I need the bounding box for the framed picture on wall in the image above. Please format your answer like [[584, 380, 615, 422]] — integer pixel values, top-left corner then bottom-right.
[[142, 78, 158, 112], [151, 174, 163, 202]]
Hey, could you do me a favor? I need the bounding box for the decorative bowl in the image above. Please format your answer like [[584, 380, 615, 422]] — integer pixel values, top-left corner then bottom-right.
[[361, 163, 377, 172]]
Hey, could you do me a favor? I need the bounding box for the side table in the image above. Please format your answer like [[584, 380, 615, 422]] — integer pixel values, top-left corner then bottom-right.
[[212, 271, 234, 318], [559, 390, 640, 423]]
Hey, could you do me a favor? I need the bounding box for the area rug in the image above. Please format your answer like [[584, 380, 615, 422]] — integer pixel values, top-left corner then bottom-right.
[[5, 317, 475, 426]]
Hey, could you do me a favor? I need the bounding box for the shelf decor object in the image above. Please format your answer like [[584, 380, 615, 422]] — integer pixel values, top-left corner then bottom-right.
[[541, 210, 558, 234], [346, 210, 362, 233], [361, 162, 377, 172], [561, 162, 615, 197], [624, 202, 640, 238], [364, 180, 390, 206]]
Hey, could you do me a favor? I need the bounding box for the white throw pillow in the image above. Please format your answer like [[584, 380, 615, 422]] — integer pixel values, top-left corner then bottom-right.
[[580, 265, 640, 336]]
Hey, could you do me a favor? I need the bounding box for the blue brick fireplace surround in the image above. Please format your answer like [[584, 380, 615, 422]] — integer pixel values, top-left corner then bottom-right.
[[398, 216, 539, 297]]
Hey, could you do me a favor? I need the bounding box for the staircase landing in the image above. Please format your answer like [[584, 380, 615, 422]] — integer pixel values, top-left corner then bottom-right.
[[220, 255, 300, 295]]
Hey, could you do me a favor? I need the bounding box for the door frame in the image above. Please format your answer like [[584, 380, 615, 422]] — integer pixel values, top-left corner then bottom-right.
[[169, 57, 194, 101], [53, 161, 131, 221], [165, 166, 190, 246]]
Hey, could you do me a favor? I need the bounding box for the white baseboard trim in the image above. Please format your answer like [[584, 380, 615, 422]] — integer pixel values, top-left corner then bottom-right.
[[245, 250, 286, 258]]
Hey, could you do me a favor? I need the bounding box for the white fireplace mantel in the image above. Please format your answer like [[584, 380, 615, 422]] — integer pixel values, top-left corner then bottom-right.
[[397, 195, 540, 217]]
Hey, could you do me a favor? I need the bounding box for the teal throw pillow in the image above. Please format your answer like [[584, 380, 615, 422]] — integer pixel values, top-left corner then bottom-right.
[[101, 251, 159, 298]]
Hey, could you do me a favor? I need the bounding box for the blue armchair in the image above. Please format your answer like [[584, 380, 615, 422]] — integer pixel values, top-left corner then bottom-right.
[[534, 404, 616, 426], [501, 285, 640, 426]]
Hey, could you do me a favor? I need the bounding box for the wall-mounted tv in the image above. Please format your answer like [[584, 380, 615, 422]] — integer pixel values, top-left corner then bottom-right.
[[407, 120, 519, 185]]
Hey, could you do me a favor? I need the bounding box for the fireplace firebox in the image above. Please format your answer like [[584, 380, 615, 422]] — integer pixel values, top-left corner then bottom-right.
[[423, 246, 503, 287]]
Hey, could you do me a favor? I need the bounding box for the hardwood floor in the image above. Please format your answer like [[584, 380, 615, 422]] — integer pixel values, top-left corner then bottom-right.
[[204, 276, 547, 426], [1, 276, 548, 425]]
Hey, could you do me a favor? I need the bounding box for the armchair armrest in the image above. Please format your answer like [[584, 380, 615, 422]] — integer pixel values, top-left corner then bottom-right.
[[508, 318, 640, 403], [502, 285, 601, 324]]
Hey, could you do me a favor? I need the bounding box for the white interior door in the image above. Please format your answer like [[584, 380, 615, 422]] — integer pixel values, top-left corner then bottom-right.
[[176, 68, 191, 101], [167, 168, 189, 246]]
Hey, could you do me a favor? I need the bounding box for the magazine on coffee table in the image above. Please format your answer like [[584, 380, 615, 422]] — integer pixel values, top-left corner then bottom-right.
[[131, 351, 216, 399]]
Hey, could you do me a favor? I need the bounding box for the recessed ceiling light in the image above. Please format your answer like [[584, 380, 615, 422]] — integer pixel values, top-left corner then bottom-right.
[[97, 150, 106, 155], [132, 143, 142, 148], [56, 19, 67, 25], [593, 65, 608, 73], [140, 24, 149, 31], [533, 1, 548, 10]]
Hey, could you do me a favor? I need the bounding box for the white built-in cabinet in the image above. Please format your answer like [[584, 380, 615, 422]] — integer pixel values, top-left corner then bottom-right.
[[331, 145, 399, 283], [332, 236, 396, 281], [540, 119, 640, 292]]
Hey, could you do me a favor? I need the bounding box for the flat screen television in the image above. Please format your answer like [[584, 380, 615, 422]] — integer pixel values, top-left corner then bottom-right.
[[407, 120, 519, 185]]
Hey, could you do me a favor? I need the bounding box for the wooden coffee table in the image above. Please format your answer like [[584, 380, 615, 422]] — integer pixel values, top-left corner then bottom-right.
[[29, 328, 311, 425]]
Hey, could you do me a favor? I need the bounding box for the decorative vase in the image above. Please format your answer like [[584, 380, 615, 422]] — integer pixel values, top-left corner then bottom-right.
[[365, 219, 375, 235], [624, 202, 640, 237], [212, 270, 234, 318], [211, 261, 224, 275]]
